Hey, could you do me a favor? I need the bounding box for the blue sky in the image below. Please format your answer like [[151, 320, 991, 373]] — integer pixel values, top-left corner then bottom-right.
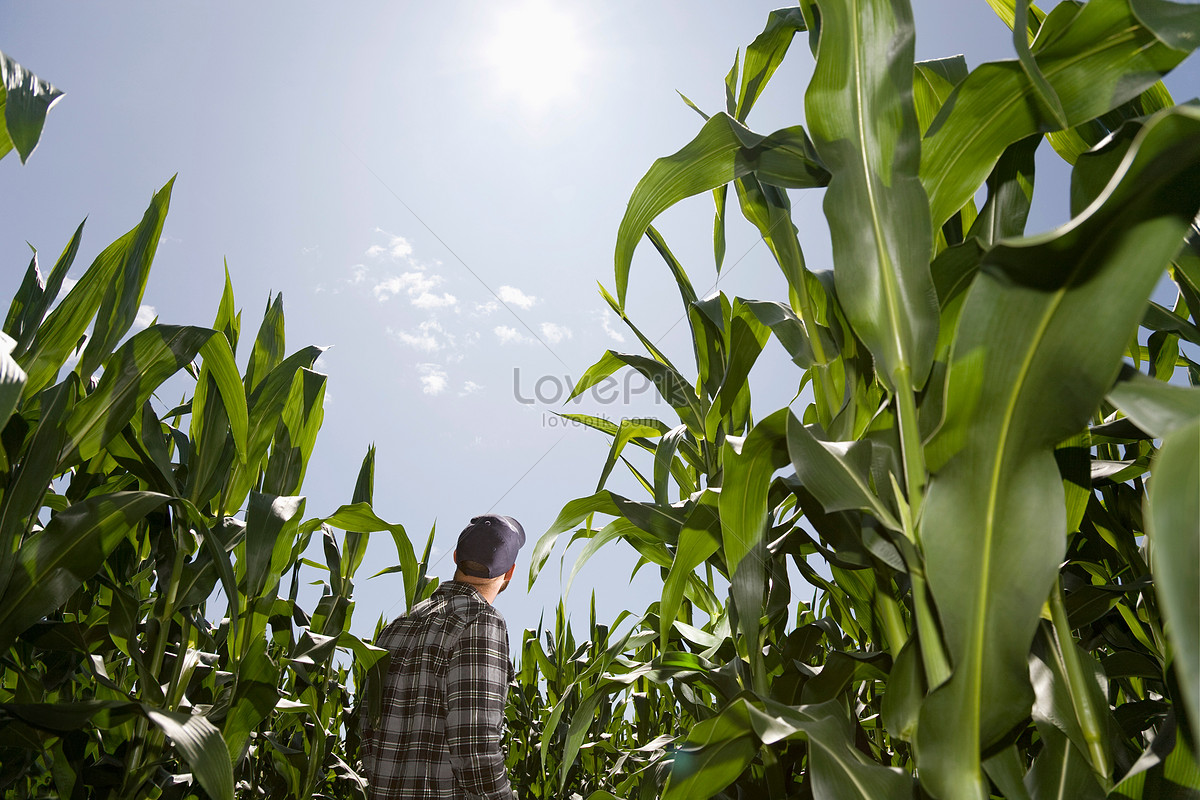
[[3, 1, 1198, 644]]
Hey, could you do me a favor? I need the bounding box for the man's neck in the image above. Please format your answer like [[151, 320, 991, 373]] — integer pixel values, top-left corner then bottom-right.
[[454, 573, 502, 605]]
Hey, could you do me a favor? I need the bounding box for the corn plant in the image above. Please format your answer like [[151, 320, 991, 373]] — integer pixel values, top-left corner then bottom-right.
[[531, 2, 1200, 798], [0, 56, 422, 799]]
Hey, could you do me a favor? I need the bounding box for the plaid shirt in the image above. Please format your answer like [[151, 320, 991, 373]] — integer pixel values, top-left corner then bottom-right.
[[362, 581, 517, 800]]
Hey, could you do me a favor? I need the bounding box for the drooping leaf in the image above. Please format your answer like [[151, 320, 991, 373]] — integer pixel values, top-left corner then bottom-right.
[[615, 113, 828, 305]]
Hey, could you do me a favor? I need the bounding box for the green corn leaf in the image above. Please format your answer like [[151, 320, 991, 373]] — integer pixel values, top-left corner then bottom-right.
[[615, 113, 829, 305], [214, 261, 240, 353], [559, 685, 610, 792], [0, 376, 78, 599], [261, 368, 325, 497], [663, 699, 758, 800], [742, 300, 816, 369], [244, 293, 286, 395], [1109, 712, 1200, 798], [221, 636, 280, 767], [732, 175, 815, 327], [0, 50, 63, 163], [734, 7, 809, 122], [61, 325, 215, 466], [0, 338, 27, 457], [224, 344, 325, 512], [704, 300, 770, 440], [75, 177, 174, 381], [1107, 364, 1200, 439], [786, 412, 902, 532], [0, 491, 169, 651], [596, 419, 663, 491], [77, 178, 174, 381], [528, 491, 621, 587], [913, 57, 968, 136], [19, 180, 173, 397], [242, 491, 305, 601], [318, 501, 416, 609], [966, 134, 1039, 247], [1146, 419, 1200, 746], [342, 445, 376, 583], [719, 408, 789, 574], [144, 706, 234, 800], [1023, 722, 1106, 800], [917, 105, 1200, 800], [569, 350, 703, 435], [805, 0, 938, 392], [921, 0, 1200, 230], [1013, 0, 1069, 130], [6, 221, 84, 358], [659, 490, 721, 650]]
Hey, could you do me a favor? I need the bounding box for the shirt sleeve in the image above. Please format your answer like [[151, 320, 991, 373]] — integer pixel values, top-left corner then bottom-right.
[[445, 610, 517, 800]]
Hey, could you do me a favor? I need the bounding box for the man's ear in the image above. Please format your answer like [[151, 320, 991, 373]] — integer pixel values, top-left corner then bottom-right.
[[453, 549, 459, 564], [504, 564, 516, 581]]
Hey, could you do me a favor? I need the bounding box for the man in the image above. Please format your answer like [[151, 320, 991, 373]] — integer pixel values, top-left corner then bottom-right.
[[362, 514, 525, 800]]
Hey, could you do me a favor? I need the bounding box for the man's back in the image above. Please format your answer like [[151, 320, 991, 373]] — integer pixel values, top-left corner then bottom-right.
[[363, 581, 516, 800]]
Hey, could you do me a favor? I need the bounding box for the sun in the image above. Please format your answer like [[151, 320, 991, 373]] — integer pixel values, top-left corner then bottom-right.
[[483, 1, 589, 112]]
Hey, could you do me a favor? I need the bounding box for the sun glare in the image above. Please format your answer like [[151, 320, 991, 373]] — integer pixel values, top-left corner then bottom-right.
[[484, 1, 588, 112]]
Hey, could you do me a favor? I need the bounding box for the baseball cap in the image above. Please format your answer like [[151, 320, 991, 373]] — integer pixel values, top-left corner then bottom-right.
[[456, 514, 526, 578]]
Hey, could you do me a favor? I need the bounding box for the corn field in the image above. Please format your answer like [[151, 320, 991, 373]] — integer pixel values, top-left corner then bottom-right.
[[3, 0, 1200, 798]]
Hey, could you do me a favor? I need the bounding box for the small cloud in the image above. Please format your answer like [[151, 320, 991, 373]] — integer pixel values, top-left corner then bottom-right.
[[417, 363, 448, 395], [367, 230, 414, 261], [389, 320, 453, 353], [459, 380, 483, 396], [412, 291, 458, 309], [350, 265, 367, 284], [300, 244, 321, 256], [540, 322, 572, 344], [600, 309, 626, 343], [472, 300, 499, 317], [374, 271, 445, 303], [133, 305, 157, 331], [498, 285, 537, 310], [494, 325, 530, 345]]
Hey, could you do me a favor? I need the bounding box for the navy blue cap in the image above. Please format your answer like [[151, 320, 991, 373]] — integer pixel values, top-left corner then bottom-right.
[[456, 514, 526, 578]]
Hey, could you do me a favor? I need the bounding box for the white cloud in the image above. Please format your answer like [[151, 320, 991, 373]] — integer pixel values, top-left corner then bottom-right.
[[460, 380, 483, 396], [498, 285, 537, 309], [600, 309, 626, 343], [412, 291, 458, 309], [417, 363, 448, 395], [133, 305, 157, 331], [373, 271, 446, 303], [472, 300, 499, 316], [350, 265, 367, 284], [540, 322, 572, 344], [367, 231, 414, 261], [389, 320, 453, 353], [494, 325, 530, 345]]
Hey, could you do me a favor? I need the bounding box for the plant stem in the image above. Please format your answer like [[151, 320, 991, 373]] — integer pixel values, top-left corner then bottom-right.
[[1049, 580, 1112, 783], [909, 567, 951, 689], [892, 365, 926, 524], [873, 571, 909, 657]]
